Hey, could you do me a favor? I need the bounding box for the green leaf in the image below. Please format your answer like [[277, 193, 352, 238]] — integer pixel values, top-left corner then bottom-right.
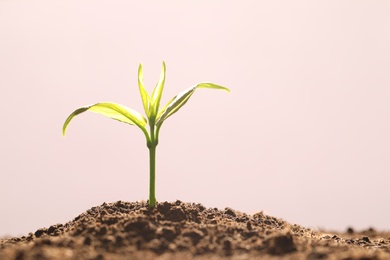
[[156, 83, 230, 126], [195, 82, 230, 92], [62, 102, 147, 136], [156, 87, 195, 126], [149, 61, 166, 120], [138, 64, 150, 117]]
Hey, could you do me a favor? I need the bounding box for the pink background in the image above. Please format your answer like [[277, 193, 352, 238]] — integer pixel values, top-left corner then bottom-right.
[[1, 1, 389, 237]]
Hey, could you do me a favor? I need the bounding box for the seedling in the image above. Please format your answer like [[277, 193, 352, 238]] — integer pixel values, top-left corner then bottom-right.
[[62, 62, 230, 208]]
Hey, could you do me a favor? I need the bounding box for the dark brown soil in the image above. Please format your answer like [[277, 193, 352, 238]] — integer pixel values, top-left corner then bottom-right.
[[1, 201, 390, 259]]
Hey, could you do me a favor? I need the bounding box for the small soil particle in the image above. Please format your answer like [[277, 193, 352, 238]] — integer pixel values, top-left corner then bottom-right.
[[1, 200, 390, 260], [265, 233, 297, 255], [34, 228, 47, 238], [224, 208, 236, 217], [182, 229, 204, 245]]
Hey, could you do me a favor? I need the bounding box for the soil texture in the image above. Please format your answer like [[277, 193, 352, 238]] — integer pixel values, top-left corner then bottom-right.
[[1, 200, 390, 259]]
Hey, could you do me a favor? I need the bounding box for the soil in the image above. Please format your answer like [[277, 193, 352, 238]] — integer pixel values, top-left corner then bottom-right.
[[1, 201, 390, 260]]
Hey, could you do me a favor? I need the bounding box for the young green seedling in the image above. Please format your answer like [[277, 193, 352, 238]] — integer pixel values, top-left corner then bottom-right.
[[62, 62, 230, 208]]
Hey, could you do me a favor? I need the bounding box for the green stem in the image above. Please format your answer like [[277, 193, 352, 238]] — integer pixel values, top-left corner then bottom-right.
[[148, 144, 156, 208], [148, 122, 157, 208]]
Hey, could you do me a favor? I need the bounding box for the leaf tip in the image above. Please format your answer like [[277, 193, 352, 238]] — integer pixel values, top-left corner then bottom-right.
[[62, 122, 69, 137], [161, 61, 166, 75], [138, 64, 143, 77]]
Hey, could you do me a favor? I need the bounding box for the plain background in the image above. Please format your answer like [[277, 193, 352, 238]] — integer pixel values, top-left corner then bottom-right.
[[1, 1, 389, 237]]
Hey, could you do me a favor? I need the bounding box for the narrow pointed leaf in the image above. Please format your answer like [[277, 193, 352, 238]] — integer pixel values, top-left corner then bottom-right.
[[62, 102, 147, 136], [156, 83, 230, 126], [156, 96, 174, 120], [195, 82, 230, 92], [156, 87, 195, 126], [138, 64, 150, 117], [149, 61, 166, 119]]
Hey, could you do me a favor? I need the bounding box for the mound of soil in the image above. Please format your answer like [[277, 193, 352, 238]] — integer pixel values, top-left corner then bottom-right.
[[1, 201, 390, 259]]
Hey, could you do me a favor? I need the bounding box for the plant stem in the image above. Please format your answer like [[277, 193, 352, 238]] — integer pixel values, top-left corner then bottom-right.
[[148, 144, 156, 208], [148, 123, 157, 208]]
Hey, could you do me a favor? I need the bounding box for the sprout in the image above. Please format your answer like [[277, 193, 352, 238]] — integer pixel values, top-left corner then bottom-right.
[[62, 62, 230, 208]]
